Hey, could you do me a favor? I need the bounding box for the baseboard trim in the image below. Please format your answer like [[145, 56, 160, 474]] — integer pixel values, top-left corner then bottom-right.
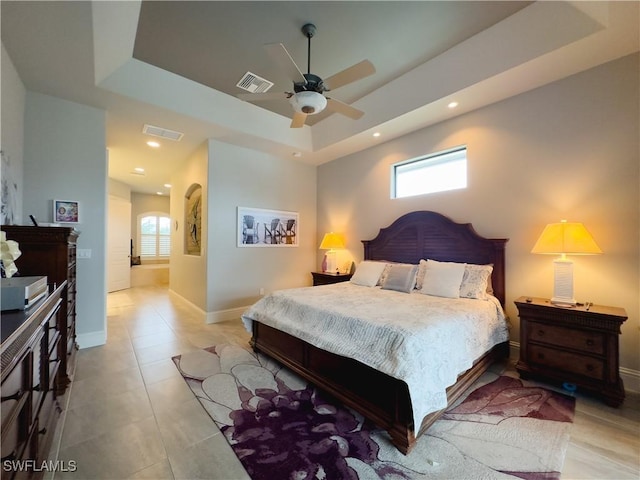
[[620, 366, 640, 394], [205, 306, 247, 324], [168, 289, 248, 324], [509, 341, 639, 394], [168, 289, 207, 321], [76, 330, 107, 349]]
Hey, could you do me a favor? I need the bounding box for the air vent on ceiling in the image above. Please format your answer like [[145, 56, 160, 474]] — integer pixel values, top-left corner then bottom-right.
[[236, 71, 274, 93], [142, 124, 184, 142]]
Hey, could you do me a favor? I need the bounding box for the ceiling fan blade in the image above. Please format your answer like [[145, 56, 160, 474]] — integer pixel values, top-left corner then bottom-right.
[[325, 98, 364, 120], [324, 60, 375, 91], [264, 43, 307, 85], [237, 92, 288, 102], [290, 112, 307, 128]]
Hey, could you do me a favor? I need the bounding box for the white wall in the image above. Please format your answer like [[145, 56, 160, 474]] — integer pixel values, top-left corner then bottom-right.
[[318, 54, 639, 375], [1, 43, 26, 225], [23, 92, 108, 348]]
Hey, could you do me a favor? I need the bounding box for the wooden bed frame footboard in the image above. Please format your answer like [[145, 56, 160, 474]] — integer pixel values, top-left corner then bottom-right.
[[251, 322, 509, 454], [249, 211, 510, 454]]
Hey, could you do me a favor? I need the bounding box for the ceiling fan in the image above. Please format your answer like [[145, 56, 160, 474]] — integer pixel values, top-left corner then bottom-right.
[[237, 23, 376, 128]]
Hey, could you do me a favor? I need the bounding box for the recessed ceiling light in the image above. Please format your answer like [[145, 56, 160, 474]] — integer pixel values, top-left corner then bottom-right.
[[164, 183, 172, 188], [373, 132, 381, 137], [156, 192, 163, 195], [134, 167, 145, 173], [448, 101, 459, 109], [147, 141, 160, 148]]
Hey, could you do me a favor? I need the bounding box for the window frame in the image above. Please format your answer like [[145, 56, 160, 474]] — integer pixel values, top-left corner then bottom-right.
[[391, 146, 468, 199], [138, 212, 171, 260]]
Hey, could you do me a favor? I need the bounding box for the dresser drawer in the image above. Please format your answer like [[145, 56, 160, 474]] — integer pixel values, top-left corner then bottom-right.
[[526, 321, 605, 354], [1, 355, 30, 464], [31, 336, 44, 419], [528, 344, 604, 380]]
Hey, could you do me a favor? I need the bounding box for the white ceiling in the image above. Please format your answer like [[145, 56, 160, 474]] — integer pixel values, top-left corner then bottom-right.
[[1, 1, 638, 195]]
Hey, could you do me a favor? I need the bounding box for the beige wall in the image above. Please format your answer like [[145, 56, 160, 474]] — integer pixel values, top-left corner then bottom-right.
[[169, 143, 209, 310], [207, 140, 317, 313], [317, 54, 639, 373], [169, 139, 317, 318]]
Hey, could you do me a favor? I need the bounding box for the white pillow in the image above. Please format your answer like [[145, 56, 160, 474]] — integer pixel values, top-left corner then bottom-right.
[[350, 261, 388, 287], [420, 259, 466, 298]]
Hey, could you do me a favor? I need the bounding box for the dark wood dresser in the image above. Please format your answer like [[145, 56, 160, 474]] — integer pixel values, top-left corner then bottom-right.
[[1, 283, 66, 479], [515, 296, 627, 406], [2, 226, 79, 395]]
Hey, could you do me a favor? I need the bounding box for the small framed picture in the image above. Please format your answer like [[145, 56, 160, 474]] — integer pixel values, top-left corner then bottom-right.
[[53, 199, 80, 224]]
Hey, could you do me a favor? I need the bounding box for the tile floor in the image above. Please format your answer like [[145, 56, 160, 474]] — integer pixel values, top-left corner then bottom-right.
[[50, 286, 639, 479]]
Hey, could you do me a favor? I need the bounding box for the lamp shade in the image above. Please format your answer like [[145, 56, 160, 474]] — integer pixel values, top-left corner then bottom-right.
[[319, 232, 345, 250], [531, 221, 602, 255]]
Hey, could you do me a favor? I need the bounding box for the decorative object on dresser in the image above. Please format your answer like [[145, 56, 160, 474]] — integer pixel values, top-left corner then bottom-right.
[[1, 231, 22, 278], [318, 231, 344, 273], [1, 283, 66, 479], [1, 226, 79, 395], [311, 271, 352, 286], [515, 296, 627, 406], [531, 220, 602, 306]]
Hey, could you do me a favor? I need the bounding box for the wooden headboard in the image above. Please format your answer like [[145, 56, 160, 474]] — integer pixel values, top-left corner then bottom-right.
[[362, 211, 508, 306]]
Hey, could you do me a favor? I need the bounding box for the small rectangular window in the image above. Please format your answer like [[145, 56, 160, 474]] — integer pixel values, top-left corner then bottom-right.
[[392, 146, 467, 198]]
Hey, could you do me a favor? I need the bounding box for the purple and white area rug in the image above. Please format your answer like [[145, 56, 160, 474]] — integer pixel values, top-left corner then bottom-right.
[[173, 345, 575, 480]]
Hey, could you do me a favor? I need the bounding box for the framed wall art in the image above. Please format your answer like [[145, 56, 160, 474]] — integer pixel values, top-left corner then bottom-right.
[[53, 199, 80, 224], [185, 184, 202, 255], [238, 207, 298, 247]]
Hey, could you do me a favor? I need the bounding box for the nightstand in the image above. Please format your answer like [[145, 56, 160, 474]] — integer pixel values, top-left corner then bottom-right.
[[311, 271, 353, 286], [515, 296, 627, 406]]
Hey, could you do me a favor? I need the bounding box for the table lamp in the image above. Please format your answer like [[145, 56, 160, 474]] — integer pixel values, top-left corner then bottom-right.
[[319, 232, 345, 273], [531, 220, 602, 306]]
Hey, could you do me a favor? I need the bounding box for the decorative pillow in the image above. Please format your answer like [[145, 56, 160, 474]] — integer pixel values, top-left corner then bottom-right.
[[377, 262, 393, 286], [420, 259, 466, 298], [459, 263, 494, 300], [381, 264, 418, 293], [350, 261, 388, 287], [415, 259, 428, 290]]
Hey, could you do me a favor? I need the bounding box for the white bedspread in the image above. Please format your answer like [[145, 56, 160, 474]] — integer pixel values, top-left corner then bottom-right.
[[241, 282, 509, 428]]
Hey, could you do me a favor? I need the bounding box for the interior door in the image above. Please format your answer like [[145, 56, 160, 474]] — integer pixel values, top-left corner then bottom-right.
[[107, 195, 131, 292]]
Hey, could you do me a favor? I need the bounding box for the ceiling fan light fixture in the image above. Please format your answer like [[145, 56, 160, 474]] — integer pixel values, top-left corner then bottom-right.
[[289, 91, 327, 115]]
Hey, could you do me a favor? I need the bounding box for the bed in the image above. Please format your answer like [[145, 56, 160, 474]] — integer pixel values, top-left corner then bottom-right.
[[241, 211, 509, 454]]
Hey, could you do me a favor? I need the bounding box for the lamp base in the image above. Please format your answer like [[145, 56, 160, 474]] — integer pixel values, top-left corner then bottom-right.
[[325, 250, 339, 273], [552, 258, 576, 306]]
